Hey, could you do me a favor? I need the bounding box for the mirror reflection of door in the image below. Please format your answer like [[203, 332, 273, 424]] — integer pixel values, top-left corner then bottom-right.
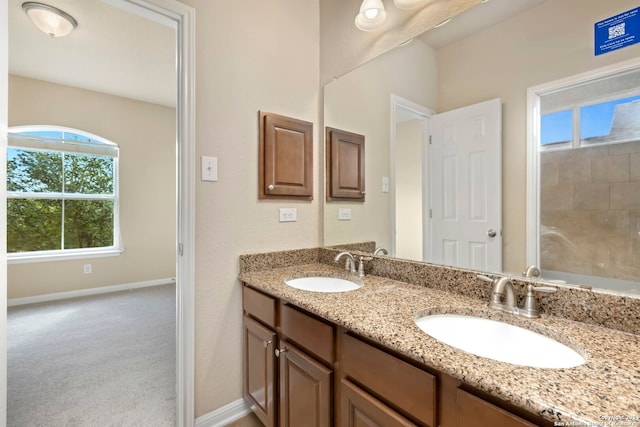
[[392, 96, 503, 271], [430, 98, 503, 272]]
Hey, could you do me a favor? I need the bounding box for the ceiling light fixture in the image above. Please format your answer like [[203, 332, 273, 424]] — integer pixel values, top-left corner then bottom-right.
[[393, 0, 429, 10], [22, 2, 78, 38], [355, 0, 387, 32]]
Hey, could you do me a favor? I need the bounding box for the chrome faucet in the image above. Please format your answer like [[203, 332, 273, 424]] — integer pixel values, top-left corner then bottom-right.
[[522, 265, 541, 278], [477, 275, 557, 318], [334, 251, 356, 273], [373, 247, 388, 256], [334, 252, 372, 277]]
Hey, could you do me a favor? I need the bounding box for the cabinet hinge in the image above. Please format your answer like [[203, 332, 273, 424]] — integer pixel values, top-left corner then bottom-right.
[[178, 243, 184, 256], [429, 209, 433, 219], [429, 135, 433, 144]]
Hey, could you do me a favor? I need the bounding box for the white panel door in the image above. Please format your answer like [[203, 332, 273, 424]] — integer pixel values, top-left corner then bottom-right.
[[430, 98, 502, 271]]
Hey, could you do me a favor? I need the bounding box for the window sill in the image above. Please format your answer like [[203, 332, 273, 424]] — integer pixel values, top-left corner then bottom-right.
[[7, 248, 123, 264]]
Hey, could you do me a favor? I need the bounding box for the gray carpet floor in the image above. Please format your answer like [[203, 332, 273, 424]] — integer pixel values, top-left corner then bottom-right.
[[8, 284, 176, 427]]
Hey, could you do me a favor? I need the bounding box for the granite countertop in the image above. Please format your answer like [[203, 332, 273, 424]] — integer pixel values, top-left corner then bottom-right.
[[239, 263, 640, 425]]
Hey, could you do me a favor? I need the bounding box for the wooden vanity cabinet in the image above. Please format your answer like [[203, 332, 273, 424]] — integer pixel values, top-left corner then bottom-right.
[[243, 284, 553, 427], [340, 332, 436, 427], [243, 286, 278, 427], [243, 285, 334, 427]]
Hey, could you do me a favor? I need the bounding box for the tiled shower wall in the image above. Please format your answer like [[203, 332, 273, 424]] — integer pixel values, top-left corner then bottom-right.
[[540, 140, 640, 281]]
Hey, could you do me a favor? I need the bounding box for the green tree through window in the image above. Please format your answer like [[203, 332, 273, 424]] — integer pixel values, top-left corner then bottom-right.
[[7, 127, 119, 256]]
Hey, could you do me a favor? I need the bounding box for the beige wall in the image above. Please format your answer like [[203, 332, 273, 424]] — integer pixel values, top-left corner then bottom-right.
[[178, 0, 321, 416], [324, 39, 437, 251], [7, 75, 176, 299], [437, 0, 640, 273]]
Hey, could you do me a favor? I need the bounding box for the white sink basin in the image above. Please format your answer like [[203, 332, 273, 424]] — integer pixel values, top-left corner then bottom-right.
[[285, 277, 361, 293], [414, 314, 585, 369]]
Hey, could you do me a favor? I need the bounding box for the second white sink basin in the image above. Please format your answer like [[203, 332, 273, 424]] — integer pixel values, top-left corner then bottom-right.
[[414, 314, 585, 369], [285, 276, 361, 293]]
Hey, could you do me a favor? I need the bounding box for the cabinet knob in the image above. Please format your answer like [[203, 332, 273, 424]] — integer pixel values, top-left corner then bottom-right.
[[267, 184, 275, 191], [275, 348, 287, 357], [263, 340, 272, 348]]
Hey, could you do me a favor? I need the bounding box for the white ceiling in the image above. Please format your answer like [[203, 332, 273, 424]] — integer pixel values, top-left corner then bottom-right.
[[9, 0, 176, 107], [8, 0, 547, 108]]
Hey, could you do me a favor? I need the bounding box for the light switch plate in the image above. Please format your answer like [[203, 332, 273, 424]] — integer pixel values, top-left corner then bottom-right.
[[201, 156, 218, 181], [279, 208, 297, 222]]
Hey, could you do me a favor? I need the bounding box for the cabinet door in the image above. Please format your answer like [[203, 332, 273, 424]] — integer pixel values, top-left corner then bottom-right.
[[457, 389, 539, 427], [278, 340, 332, 427], [259, 111, 313, 200], [243, 316, 277, 427], [340, 379, 418, 427], [326, 127, 365, 201]]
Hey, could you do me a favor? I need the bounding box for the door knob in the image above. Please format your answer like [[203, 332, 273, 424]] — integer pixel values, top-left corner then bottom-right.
[[275, 348, 287, 357], [267, 184, 275, 191], [487, 229, 497, 238]]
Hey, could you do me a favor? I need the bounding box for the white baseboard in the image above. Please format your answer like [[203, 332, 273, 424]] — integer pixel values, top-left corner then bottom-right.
[[7, 277, 176, 307], [195, 398, 252, 427]]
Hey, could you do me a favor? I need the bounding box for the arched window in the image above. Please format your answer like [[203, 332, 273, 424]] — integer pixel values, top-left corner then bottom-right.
[[7, 125, 120, 262]]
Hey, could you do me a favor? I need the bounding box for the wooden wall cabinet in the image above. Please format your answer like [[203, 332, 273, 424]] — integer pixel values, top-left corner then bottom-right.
[[326, 127, 365, 201], [259, 111, 313, 200]]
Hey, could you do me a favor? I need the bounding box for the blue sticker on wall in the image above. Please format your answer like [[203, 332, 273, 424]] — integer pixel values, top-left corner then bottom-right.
[[595, 7, 640, 56]]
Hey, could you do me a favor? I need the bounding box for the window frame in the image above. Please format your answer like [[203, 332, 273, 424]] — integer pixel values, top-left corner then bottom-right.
[[7, 125, 122, 263], [526, 56, 640, 272]]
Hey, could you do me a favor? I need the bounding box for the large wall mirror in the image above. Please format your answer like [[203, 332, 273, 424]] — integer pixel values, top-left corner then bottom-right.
[[323, 0, 640, 295]]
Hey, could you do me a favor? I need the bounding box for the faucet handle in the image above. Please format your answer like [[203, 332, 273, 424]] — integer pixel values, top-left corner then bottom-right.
[[357, 256, 373, 277], [521, 284, 556, 318]]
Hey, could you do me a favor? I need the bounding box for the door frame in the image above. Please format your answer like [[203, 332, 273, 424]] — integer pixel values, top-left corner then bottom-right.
[[1, 0, 196, 425], [389, 94, 433, 260]]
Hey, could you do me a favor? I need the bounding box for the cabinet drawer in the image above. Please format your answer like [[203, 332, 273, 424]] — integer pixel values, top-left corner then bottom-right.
[[457, 389, 538, 427], [243, 285, 277, 328], [341, 333, 436, 426], [340, 379, 418, 427], [281, 304, 335, 364]]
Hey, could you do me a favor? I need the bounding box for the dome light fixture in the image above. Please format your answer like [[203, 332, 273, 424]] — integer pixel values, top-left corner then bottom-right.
[[22, 2, 78, 38], [355, 0, 387, 32], [393, 0, 429, 10]]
